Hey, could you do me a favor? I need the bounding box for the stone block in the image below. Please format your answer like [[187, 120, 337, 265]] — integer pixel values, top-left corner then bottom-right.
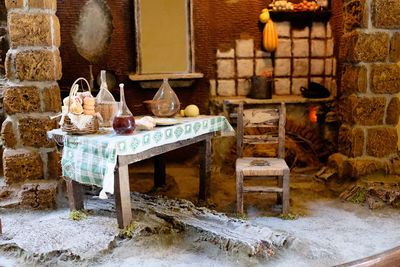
[[1, 120, 17, 148], [236, 59, 253, 78], [5, 52, 14, 80], [338, 95, 385, 125], [372, 0, 400, 29], [235, 39, 254, 58], [370, 64, 400, 94], [52, 15, 61, 47], [385, 156, 400, 175], [339, 31, 390, 63], [15, 49, 62, 81], [338, 125, 364, 157], [291, 78, 307, 95], [332, 58, 337, 76], [3, 148, 43, 185], [354, 97, 386, 126], [274, 78, 291, 95], [217, 80, 235, 96], [255, 50, 270, 58], [275, 22, 290, 38], [43, 84, 61, 112], [310, 22, 326, 38], [326, 39, 334, 57], [310, 59, 325, 75], [325, 58, 333, 76], [386, 97, 400, 125], [47, 150, 61, 180], [311, 40, 326, 57], [18, 116, 57, 148], [341, 65, 367, 95], [328, 153, 350, 178], [3, 85, 41, 114], [9, 13, 52, 48], [274, 58, 291, 76], [391, 33, 400, 63], [343, 0, 369, 32], [338, 95, 358, 124], [293, 58, 309, 77], [28, 0, 57, 10], [367, 127, 398, 157], [217, 48, 234, 59], [292, 26, 309, 38], [347, 158, 384, 178], [5, 0, 24, 9], [237, 79, 251, 96], [209, 79, 216, 96], [217, 59, 235, 79], [275, 38, 291, 58], [327, 22, 332, 39], [255, 58, 273, 75], [19, 182, 57, 209], [292, 39, 309, 57]]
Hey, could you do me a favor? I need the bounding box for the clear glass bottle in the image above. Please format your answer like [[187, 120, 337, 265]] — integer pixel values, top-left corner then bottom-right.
[[112, 83, 135, 135], [96, 70, 118, 127], [151, 78, 180, 117]]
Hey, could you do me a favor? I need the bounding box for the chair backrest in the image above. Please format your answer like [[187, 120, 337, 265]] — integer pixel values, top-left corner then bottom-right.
[[236, 102, 286, 159]]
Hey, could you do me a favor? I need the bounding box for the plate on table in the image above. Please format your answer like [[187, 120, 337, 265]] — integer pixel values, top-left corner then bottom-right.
[[155, 118, 182, 126]]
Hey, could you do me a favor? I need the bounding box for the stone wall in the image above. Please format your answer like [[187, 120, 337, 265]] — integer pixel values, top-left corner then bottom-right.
[[331, 0, 400, 178], [0, 0, 61, 209], [211, 22, 337, 97]]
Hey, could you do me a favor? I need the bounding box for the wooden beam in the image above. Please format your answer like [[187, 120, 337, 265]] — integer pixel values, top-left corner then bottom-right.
[[199, 135, 212, 200], [66, 178, 84, 211], [154, 154, 166, 188], [335, 246, 400, 267], [243, 186, 283, 193], [114, 160, 132, 229]]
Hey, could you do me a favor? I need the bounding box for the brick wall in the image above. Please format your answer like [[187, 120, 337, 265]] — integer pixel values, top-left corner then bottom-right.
[[211, 22, 337, 97], [330, 0, 400, 178], [0, 0, 61, 209]]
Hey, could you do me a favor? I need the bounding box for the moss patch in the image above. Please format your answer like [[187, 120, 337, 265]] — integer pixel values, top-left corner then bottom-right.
[[280, 213, 299, 220], [68, 210, 89, 221], [119, 222, 136, 238], [348, 188, 367, 204]]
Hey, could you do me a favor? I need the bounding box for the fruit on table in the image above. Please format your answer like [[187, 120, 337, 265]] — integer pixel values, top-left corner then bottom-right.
[[268, 0, 320, 11], [263, 19, 278, 52], [183, 104, 200, 117]]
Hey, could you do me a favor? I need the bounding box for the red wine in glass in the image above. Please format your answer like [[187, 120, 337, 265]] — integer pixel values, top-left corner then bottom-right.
[[112, 115, 135, 135]]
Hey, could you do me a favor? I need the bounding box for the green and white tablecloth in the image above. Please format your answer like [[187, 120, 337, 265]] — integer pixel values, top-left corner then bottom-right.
[[48, 116, 234, 199]]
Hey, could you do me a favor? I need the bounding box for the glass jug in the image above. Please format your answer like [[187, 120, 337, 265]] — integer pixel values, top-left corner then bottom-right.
[[151, 78, 180, 117], [96, 70, 119, 127], [112, 83, 135, 134]]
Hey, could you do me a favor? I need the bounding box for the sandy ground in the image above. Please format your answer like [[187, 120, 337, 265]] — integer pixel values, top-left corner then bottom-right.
[[1, 159, 400, 266]]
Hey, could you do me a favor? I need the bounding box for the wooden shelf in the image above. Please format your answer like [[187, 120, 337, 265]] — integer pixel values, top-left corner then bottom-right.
[[220, 95, 335, 106], [129, 72, 204, 81], [269, 10, 331, 23]]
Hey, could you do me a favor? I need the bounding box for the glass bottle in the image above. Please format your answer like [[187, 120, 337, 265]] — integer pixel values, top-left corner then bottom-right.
[[113, 83, 135, 135], [96, 70, 118, 127], [151, 78, 180, 117]]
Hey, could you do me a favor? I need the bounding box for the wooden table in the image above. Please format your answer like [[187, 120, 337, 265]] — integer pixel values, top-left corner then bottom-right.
[[66, 132, 215, 228], [49, 116, 234, 229]]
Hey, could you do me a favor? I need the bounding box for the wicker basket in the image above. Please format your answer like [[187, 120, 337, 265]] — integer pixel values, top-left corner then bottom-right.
[[61, 78, 99, 134]]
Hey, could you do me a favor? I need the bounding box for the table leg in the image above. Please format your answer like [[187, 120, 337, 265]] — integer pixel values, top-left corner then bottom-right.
[[66, 178, 84, 211], [114, 163, 132, 229], [154, 154, 166, 188], [199, 136, 212, 200]]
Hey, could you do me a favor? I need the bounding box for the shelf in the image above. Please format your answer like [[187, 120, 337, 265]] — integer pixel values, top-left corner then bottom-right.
[[129, 72, 204, 89], [269, 10, 331, 23], [214, 95, 335, 106]]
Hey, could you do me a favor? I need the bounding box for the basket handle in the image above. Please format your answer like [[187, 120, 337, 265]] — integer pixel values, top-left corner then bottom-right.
[[68, 78, 91, 113]]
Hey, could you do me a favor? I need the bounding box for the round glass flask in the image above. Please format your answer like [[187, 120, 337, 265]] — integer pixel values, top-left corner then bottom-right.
[[112, 83, 135, 134], [151, 78, 180, 117]]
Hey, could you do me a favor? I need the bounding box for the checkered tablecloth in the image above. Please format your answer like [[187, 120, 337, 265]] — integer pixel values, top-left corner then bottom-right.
[[48, 116, 234, 198]]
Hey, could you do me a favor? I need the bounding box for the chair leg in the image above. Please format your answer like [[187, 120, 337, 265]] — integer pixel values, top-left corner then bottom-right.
[[282, 169, 290, 215], [236, 170, 244, 214], [277, 175, 283, 205]]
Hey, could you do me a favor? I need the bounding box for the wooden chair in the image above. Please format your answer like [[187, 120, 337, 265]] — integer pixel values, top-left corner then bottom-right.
[[236, 102, 290, 215]]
